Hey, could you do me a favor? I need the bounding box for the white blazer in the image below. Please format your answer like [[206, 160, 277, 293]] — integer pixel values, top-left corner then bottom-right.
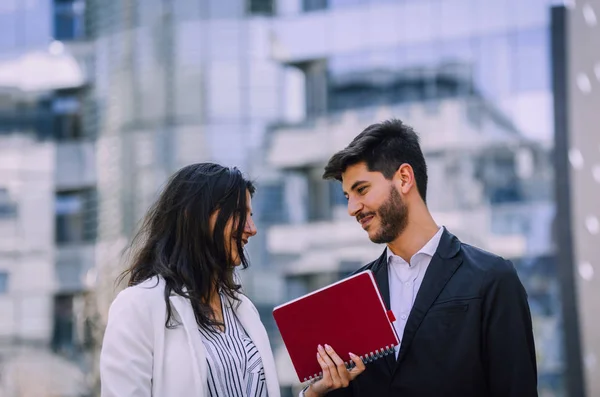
[[100, 276, 281, 397]]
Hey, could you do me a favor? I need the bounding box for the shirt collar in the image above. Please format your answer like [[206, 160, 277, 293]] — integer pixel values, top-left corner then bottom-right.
[[387, 226, 445, 264]]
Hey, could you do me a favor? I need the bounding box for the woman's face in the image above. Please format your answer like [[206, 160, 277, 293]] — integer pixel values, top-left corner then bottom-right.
[[210, 190, 257, 266]]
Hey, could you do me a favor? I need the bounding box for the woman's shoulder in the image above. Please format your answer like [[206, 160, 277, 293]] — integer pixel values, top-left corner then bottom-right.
[[110, 276, 167, 312]]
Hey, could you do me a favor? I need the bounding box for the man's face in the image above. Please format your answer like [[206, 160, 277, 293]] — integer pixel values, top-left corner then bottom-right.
[[342, 162, 408, 244]]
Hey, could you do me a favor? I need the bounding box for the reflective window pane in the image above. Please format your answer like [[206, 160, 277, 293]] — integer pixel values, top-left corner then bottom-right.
[[303, 0, 328, 12], [512, 28, 550, 92], [475, 33, 512, 99], [0, 271, 8, 295]]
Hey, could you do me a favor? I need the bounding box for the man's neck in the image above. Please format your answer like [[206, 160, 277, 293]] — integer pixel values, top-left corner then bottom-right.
[[386, 210, 439, 263]]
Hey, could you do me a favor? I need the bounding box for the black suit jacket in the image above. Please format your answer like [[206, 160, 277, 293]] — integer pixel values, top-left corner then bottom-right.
[[329, 229, 538, 397]]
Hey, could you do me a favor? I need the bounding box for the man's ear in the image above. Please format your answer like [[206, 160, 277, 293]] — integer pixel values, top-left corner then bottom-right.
[[393, 163, 415, 195]]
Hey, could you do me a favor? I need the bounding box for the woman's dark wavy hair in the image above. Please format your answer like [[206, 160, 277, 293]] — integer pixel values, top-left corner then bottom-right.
[[119, 163, 256, 330]]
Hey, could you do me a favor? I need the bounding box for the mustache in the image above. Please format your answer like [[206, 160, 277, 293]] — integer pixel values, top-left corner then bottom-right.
[[356, 212, 376, 222]]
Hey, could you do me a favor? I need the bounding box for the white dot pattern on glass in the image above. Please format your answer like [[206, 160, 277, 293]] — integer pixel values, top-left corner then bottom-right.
[[583, 3, 598, 26], [578, 261, 595, 281], [577, 73, 592, 93], [585, 215, 600, 235], [569, 148, 585, 169], [592, 164, 600, 183]]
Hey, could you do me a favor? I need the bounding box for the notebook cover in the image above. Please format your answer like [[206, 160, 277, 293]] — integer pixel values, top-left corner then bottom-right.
[[272, 270, 399, 382]]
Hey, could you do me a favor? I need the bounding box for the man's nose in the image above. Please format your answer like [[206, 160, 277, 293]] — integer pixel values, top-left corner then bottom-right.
[[347, 197, 363, 218]]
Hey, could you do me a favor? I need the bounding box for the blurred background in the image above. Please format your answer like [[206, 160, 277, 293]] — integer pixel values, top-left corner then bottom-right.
[[0, 0, 599, 396]]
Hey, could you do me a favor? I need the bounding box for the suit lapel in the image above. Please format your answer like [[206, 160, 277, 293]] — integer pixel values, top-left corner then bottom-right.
[[371, 250, 396, 373], [394, 229, 463, 371], [372, 250, 391, 310]]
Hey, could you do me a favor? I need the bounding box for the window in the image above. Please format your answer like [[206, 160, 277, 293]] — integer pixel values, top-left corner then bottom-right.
[[329, 0, 363, 8], [474, 151, 522, 204], [329, 182, 346, 208], [55, 189, 96, 244], [54, 0, 85, 41], [303, 0, 328, 12], [512, 28, 550, 92], [475, 33, 512, 99], [247, 0, 274, 15], [295, 60, 328, 118], [52, 93, 84, 140], [327, 44, 474, 113], [257, 183, 287, 224], [307, 170, 332, 222], [0, 271, 8, 294], [0, 188, 17, 219], [51, 294, 75, 354], [0, 8, 17, 52]]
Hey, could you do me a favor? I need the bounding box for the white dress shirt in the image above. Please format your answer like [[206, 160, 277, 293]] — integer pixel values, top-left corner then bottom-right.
[[387, 226, 444, 357]]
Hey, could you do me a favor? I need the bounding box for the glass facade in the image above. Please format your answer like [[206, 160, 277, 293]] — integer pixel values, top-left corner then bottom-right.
[[0, 0, 52, 54], [85, 0, 573, 396], [261, 0, 564, 395], [53, 0, 86, 41]]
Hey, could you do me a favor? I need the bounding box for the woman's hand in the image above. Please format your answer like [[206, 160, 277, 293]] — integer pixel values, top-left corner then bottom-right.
[[305, 344, 366, 397]]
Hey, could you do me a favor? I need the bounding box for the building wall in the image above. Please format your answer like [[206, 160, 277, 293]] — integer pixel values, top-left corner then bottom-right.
[[565, 1, 600, 395], [0, 135, 56, 342]]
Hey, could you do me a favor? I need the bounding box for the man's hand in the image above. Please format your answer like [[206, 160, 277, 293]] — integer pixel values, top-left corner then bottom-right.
[[304, 344, 366, 397]]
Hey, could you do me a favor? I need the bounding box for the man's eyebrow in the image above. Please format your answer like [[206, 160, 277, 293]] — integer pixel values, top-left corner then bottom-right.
[[343, 180, 368, 195]]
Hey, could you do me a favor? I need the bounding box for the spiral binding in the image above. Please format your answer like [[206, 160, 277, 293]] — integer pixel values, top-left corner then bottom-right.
[[302, 345, 397, 382]]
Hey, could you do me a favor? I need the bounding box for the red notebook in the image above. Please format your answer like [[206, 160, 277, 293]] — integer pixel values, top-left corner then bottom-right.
[[272, 270, 399, 383]]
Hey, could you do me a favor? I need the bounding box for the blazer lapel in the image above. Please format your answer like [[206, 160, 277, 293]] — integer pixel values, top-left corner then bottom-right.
[[169, 294, 208, 397], [372, 250, 391, 310], [394, 229, 463, 371], [371, 250, 396, 373], [235, 295, 281, 397]]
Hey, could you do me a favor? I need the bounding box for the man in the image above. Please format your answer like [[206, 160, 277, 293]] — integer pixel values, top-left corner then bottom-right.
[[304, 119, 538, 397]]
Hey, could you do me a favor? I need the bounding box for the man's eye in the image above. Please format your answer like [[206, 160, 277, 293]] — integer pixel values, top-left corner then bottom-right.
[[358, 187, 367, 194]]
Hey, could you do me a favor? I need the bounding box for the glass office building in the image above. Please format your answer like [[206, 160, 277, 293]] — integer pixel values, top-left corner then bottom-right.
[[0, 0, 94, 394], [260, 1, 564, 396], [89, 0, 568, 396]]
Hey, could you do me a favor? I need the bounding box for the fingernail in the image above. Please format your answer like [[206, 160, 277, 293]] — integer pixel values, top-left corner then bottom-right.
[[318, 344, 323, 350], [325, 344, 332, 350], [349, 352, 356, 358]]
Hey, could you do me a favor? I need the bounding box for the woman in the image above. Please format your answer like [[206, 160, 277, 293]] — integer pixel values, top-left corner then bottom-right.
[[100, 163, 364, 397]]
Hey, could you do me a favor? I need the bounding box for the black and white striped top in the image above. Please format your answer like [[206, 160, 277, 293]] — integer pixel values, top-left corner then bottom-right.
[[199, 295, 268, 397]]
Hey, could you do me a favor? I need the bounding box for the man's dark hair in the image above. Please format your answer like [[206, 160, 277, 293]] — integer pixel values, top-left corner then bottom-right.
[[323, 119, 428, 202]]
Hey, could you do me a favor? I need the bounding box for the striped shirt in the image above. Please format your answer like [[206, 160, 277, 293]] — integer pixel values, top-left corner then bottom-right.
[[199, 295, 268, 397]]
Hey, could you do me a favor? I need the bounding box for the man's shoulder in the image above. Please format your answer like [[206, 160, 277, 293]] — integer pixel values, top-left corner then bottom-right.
[[460, 243, 512, 271], [460, 243, 522, 291]]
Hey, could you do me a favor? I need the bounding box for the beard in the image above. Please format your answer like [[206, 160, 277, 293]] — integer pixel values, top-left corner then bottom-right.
[[370, 186, 408, 244]]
